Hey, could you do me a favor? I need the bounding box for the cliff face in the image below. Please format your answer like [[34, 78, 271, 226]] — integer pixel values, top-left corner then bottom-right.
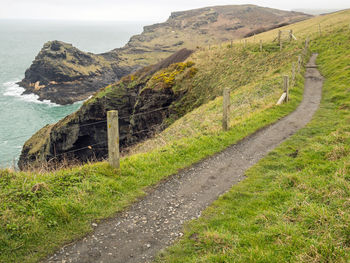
[[19, 5, 311, 104], [18, 41, 135, 105], [18, 49, 195, 169]]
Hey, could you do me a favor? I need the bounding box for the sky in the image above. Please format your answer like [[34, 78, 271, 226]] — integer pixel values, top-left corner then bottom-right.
[[0, 0, 348, 21]]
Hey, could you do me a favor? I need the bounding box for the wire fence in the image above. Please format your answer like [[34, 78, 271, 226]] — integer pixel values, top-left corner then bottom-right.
[[2, 29, 313, 169], [1, 94, 213, 168]]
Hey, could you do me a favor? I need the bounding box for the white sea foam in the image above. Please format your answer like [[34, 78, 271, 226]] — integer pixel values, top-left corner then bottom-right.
[[2, 80, 59, 106], [73, 97, 88, 105]]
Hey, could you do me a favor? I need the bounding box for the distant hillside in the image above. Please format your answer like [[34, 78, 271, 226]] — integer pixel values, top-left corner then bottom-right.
[[117, 5, 311, 66], [18, 4, 311, 104], [293, 8, 344, 15]]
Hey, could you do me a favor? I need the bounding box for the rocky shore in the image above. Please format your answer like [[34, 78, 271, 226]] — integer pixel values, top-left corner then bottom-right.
[[17, 41, 135, 105]]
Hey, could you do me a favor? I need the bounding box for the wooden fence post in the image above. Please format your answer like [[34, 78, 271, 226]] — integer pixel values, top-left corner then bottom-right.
[[260, 40, 263, 52], [289, 30, 293, 41], [319, 24, 322, 36], [292, 62, 296, 84], [222, 88, 231, 131], [304, 37, 309, 52], [280, 40, 283, 51], [107, 110, 120, 169], [297, 55, 302, 73], [244, 39, 247, 48], [303, 39, 307, 55], [278, 30, 282, 43], [284, 76, 290, 102]]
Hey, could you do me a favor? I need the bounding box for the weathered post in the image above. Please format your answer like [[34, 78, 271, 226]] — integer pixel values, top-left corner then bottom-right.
[[298, 55, 302, 73], [305, 37, 309, 51], [284, 76, 290, 102], [289, 30, 293, 41], [278, 30, 282, 43], [222, 88, 231, 131], [260, 40, 263, 52], [107, 110, 120, 169], [292, 62, 296, 84], [244, 39, 247, 48], [280, 39, 283, 51], [319, 24, 322, 36], [278, 30, 283, 51]]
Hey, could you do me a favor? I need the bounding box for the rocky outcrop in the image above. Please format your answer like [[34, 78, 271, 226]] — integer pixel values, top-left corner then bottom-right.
[[19, 5, 312, 104], [18, 49, 195, 169], [18, 41, 135, 105]]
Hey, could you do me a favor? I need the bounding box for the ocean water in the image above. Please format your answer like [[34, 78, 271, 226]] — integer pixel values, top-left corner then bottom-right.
[[0, 19, 147, 168]]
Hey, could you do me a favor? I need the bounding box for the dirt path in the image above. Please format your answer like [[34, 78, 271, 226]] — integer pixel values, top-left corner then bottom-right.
[[46, 54, 323, 263]]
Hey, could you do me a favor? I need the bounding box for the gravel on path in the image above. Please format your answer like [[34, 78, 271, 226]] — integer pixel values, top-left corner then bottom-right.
[[46, 54, 323, 263]]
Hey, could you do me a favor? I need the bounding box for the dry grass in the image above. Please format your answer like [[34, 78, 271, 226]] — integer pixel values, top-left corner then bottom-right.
[[155, 13, 350, 263]]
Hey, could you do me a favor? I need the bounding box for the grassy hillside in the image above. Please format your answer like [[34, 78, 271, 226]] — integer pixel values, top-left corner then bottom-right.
[[236, 8, 350, 44], [1, 9, 348, 263], [155, 17, 350, 263], [95, 30, 305, 125], [117, 5, 311, 67]]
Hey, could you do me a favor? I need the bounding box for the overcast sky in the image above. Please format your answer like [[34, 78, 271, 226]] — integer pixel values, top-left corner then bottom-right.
[[0, 0, 348, 21]]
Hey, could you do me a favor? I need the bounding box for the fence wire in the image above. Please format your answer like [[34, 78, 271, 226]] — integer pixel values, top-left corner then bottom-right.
[[3, 35, 310, 166]]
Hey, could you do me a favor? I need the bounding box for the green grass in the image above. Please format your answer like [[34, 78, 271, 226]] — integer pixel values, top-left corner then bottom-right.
[[154, 26, 350, 263], [0, 37, 306, 263], [1, 10, 349, 263], [0, 82, 303, 263]]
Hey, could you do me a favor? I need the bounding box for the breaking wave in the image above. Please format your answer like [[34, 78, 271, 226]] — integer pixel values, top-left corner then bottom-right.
[[2, 80, 59, 106]]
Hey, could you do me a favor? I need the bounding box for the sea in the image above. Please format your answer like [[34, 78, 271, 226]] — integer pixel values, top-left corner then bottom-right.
[[0, 19, 148, 168]]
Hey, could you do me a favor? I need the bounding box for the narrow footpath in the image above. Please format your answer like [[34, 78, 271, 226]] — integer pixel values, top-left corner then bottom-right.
[[46, 54, 324, 263]]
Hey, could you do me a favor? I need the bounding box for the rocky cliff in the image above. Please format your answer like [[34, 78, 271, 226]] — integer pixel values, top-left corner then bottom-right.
[[18, 49, 195, 169], [18, 41, 135, 105], [19, 5, 311, 104]]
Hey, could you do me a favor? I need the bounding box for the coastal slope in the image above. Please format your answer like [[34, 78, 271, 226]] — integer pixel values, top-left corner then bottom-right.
[[18, 41, 135, 105], [18, 48, 195, 168], [18, 5, 311, 104]]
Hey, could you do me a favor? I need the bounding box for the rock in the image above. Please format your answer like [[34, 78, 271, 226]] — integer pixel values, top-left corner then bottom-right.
[[18, 49, 195, 169], [18, 41, 135, 105]]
